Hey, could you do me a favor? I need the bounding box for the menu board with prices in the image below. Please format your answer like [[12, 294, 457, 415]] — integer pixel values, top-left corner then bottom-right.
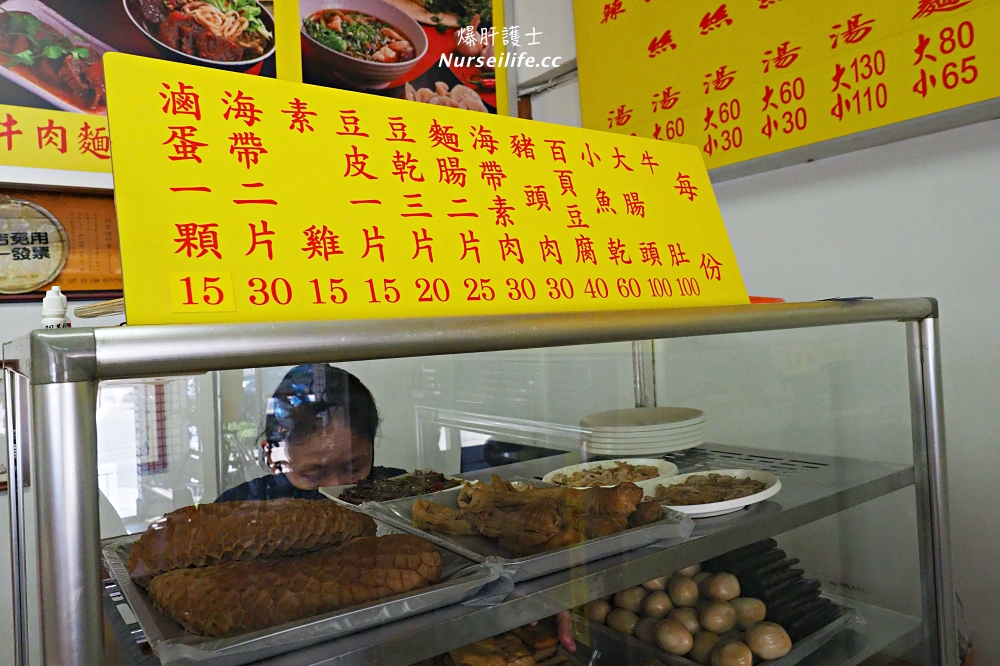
[[105, 53, 748, 326], [574, 0, 1000, 171]]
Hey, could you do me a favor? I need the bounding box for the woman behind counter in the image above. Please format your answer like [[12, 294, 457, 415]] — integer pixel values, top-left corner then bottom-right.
[[217, 363, 405, 502]]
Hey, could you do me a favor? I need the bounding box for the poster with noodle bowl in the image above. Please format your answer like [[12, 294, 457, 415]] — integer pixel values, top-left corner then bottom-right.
[[0, 0, 506, 180]]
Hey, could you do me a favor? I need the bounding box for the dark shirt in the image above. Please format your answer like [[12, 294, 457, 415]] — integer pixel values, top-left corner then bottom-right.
[[215, 465, 408, 503]]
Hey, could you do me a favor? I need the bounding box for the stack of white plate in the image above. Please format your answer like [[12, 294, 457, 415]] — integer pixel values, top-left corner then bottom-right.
[[580, 407, 706, 456]]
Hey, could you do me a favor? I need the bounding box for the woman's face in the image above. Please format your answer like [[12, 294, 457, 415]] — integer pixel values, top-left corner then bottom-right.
[[284, 418, 373, 490]]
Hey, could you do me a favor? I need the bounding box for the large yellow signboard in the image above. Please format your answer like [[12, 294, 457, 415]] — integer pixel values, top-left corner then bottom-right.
[[105, 53, 747, 325], [574, 0, 1000, 170]]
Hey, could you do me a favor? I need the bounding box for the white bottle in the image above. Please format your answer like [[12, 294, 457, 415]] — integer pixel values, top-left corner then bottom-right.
[[41, 286, 70, 329]]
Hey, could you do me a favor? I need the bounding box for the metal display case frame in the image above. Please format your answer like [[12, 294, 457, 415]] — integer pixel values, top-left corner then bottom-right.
[[2, 298, 955, 666]]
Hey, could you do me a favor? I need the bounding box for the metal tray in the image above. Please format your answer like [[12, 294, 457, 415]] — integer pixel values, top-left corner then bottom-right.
[[102, 536, 499, 666], [571, 601, 856, 666], [364, 483, 695, 582]]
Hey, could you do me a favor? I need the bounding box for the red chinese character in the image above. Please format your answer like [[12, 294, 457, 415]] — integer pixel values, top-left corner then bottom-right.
[[282, 98, 316, 133], [566, 203, 588, 228], [668, 243, 690, 266], [596, 187, 616, 214], [539, 235, 563, 264], [652, 87, 680, 112], [763, 41, 801, 73], [700, 4, 733, 34], [913, 0, 972, 19], [489, 195, 515, 227], [608, 238, 633, 265], [448, 198, 478, 218], [831, 64, 852, 92], [37, 119, 66, 153], [498, 233, 524, 264], [703, 106, 718, 131], [759, 0, 782, 7], [575, 235, 597, 265], [762, 85, 778, 111], [581, 143, 601, 167], [612, 147, 633, 171], [675, 172, 698, 201], [913, 68, 938, 97], [228, 132, 266, 169], [701, 252, 723, 281], [703, 66, 737, 93], [222, 90, 262, 127], [623, 192, 645, 217], [391, 150, 425, 182], [601, 0, 625, 23], [362, 226, 385, 262], [471, 125, 499, 154], [525, 185, 551, 211], [437, 156, 467, 187], [555, 169, 577, 196], [510, 133, 536, 159], [386, 116, 415, 143], [411, 228, 434, 262], [345, 145, 377, 179], [429, 120, 461, 152], [546, 139, 567, 163], [174, 223, 221, 259], [480, 160, 506, 190], [338, 110, 369, 137], [640, 150, 659, 174], [648, 29, 677, 58], [639, 241, 662, 266], [161, 81, 201, 120], [831, 14, 875, 49], [460, 230, 481, 262], [401, 192, 432, 218], [302, 225, 344, 260], [78, 122, 109, 159], [607, 105, 633, 129], [914, 34, 937, 65], [164, 126, 207, 162], [246, 220, 274, 260]]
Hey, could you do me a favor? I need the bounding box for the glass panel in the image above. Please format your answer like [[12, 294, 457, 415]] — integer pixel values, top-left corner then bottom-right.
[[95, 324, 933, 666]]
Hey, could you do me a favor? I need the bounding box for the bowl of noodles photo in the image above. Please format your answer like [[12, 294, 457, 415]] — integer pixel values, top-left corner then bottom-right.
[[124, 0, 275, 69], [300, 0, 428, 89]]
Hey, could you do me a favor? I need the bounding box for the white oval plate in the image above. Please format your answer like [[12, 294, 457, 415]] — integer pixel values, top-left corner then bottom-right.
[[583, 433, 707, 450], [582, 428, 707, 445], [647, 469, 781, 518], [542, 458, 679, 489], [581, 407, 706, 432]]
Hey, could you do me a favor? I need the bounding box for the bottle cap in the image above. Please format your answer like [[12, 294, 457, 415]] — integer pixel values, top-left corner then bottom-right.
[[41, 285, 68, 317]]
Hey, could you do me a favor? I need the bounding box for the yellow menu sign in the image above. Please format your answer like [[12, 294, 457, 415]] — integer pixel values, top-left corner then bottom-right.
[[105, 53, 747, 326], [574, 0, 1000, 170]]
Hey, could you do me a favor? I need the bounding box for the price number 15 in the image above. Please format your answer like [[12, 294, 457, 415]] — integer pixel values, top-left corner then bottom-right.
[[169, 272, 237, 313]]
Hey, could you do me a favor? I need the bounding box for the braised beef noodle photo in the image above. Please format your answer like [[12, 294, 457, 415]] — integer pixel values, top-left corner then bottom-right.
[[0, 11, 106, 112], [133, 0, 274, 63]]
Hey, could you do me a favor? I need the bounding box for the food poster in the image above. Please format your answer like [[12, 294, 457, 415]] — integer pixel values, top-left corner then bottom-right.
[[573, 0, 1000, 171], [298, 0, 507, 115], [0, 0, 507, 179], [104, 53, 748, 326]]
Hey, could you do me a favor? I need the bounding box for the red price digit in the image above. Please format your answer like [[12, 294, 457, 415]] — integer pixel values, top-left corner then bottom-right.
[[506, 278, 536, 301], [584, 278, 609, 299], [181, 276, 226, 305], [546, 278, 574, 300], [366, 279, 400, 303], [248, 278, 292, 306], [310, 278, 348, 304], [464, 278, 496, 302], [416, 278, 450, 302]]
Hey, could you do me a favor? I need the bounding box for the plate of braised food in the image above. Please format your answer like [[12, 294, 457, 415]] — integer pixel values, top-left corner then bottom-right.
[[649, 470, 781, 518]]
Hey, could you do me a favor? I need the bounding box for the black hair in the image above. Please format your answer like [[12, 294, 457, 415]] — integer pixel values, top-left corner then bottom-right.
[[261, 364, 380, 473]]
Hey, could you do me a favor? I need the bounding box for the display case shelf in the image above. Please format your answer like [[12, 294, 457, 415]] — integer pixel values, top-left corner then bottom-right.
[[238, 444, 915, 666]]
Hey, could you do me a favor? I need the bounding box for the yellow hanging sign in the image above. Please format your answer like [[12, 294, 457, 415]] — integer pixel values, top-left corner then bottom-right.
[[105, 53, 747, 325], [574, 0, 1000, 169]]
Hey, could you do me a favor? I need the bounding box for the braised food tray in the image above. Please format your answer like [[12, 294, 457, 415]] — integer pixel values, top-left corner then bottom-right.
[[364, 483, 695, 582], [103, 535, 498, 666]]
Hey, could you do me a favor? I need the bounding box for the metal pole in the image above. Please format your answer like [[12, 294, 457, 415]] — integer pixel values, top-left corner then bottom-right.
[[631, 340, 656, 408], [32, 381, 103, 666], [906, 318, 957, 666], [5, 368, 29, 666]]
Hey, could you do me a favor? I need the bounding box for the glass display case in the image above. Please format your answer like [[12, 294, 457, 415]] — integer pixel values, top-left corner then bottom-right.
[[2, 299, 956, 666]]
